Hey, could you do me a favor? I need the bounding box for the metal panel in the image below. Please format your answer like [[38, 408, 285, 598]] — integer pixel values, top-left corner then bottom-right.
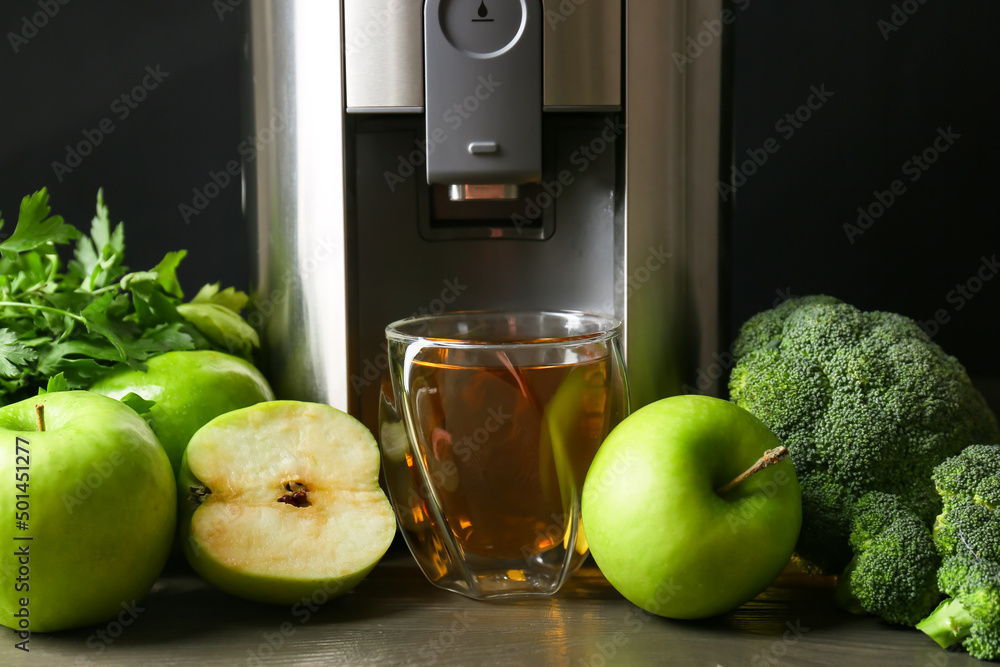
[[543, 0, 621, 108], [344, 0, 424, 110], [623, 0, 726, 407], [686, 0, 727, 398], [246, 0, 352, 410]]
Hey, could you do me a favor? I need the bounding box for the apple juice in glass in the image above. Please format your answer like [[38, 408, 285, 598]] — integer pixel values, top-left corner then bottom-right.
[[379, 311, 628, 599]]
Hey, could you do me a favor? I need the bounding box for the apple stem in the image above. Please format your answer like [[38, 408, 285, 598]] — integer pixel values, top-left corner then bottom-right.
[[715, 445, 789, 496], [35, 404, 45, 432]]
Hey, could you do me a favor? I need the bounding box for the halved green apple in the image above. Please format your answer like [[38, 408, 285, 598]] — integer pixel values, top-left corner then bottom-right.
[[177, 401, 396, 604]]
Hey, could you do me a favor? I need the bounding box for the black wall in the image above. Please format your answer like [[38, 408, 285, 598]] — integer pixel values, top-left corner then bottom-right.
[[1, 1, 997, 406], [730, 1, 1000, 403], [0, 2, 245, 291]]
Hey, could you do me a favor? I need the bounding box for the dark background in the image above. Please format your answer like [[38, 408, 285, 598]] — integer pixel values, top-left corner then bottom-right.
[[0, 2, 997, 408]]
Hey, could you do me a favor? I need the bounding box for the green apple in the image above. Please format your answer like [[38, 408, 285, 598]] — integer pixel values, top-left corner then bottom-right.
[[0, 391, 175, 632], [581, 394, 801, 618], [178, 401, 396, 604], [90, 350, 274, 475]]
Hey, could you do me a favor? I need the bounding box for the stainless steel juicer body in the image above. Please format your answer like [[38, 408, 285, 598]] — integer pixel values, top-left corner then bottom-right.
[[245, 0, 728, 427]]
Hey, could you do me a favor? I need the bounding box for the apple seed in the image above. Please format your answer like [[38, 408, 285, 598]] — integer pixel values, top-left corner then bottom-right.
[[277, 488, 312, 508]]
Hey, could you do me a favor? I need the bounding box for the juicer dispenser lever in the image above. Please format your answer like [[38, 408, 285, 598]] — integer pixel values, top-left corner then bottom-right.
[[424, 0, 541, 198]]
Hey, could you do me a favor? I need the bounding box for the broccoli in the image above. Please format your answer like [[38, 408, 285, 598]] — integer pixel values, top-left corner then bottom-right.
[[836, 492, 941, 626], [729, 296, 1000, 573], [933, 443, 1000, 510], [917, 445, 1000, 660], [932, 445, 1000, 564], [933, 500, 1000, 563], [918, 556, 1000, 660]]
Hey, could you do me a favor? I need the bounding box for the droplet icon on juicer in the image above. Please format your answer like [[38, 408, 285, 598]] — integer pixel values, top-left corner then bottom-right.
[[478, 1, 488, 18]]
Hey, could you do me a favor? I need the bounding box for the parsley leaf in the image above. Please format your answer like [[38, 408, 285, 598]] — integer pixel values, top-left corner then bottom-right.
[[0, 189, 82, 259], [189, 282, 248, 312], [0, 328, 37, 378], [152, 250, 186, 298], [69, 189, 127, 291], [177, 302, 259, 358], [40, 372, 68, 394], [0, 189, 260, 406]]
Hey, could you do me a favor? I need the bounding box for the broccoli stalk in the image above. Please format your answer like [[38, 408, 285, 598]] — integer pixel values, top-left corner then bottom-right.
[[919, 555, 1000, 660], [917, 597, 975, 649]]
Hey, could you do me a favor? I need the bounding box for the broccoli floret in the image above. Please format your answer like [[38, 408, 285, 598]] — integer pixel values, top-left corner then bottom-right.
[[933, 443, 1000, 510], [933, 501, 1000, 562], [917, 446, 1000, 660], [932, 446, 1000, 565], [836, 492, 941, 626], [918, 555, 1000, 660], [729, 296, 1000, 573]]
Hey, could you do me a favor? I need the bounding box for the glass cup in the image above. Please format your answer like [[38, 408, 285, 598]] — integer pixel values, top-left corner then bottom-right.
[[378, 310, 629, 599]]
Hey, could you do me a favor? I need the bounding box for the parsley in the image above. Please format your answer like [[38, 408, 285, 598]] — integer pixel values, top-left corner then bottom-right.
[[0, 188, 259, 406]]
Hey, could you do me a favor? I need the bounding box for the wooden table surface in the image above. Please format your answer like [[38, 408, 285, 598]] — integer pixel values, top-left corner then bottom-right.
[[1, 552, 979, 666]]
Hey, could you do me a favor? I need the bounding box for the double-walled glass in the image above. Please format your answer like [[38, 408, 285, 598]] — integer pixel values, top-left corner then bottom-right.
[[379, 311, 628, 599]]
